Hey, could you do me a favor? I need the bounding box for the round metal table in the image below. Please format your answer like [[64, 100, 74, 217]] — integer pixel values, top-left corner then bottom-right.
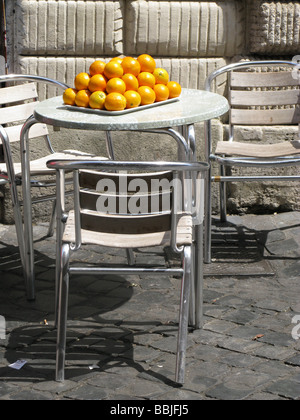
[[20, 88, 229, 300]]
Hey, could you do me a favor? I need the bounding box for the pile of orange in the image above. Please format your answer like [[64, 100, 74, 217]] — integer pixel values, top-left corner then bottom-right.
[[63, 54, 181, 112]]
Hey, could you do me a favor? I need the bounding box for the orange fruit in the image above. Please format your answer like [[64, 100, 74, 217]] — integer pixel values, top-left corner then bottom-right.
[[137, 86, 156, 105], [88, 74, 107, 92], [167, 81, 182, 98], [121, 56, 141, 77], [89, 60, 106, 76], [75, 89, 91, 108], [122, 73, 139, 91], [137, 72, 156, 88], [124, 90, 141, 109], [137, 54, 156, 73], [106, 77, 126, 94], [104, 92, 126, 111], [153, 68, 169, 85], [74, 72, 90, 90], [63, 88, 78, 105], [153, 84, 169, 102], [89, 91, 106, 109], [109, 57, 123, 65], [104, 61, 124, 79]]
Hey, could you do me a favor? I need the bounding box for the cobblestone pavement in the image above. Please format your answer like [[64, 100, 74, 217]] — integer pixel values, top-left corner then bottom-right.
[[0, 212, 299, 401]]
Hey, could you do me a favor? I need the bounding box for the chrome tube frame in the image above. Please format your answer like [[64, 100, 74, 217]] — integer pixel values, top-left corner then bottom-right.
[[0, 73, 70, 90], [50, 159, 208, 384], [20, 115, 40, 300], [72, 170, 82, 252], [46, 159, 209, 173], [0, 75, 71, 299], [175, 245, 192, 384], [211, 155, 300, 168], [0, 125, 26, 270], [55, 242, 70, 382], [212, 175, 300, 182]]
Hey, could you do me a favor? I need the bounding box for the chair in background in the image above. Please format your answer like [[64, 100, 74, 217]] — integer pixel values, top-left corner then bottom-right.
[[46, 158, 209, 384], [0, 74, 108, 300], [204, 60, 300, 263]]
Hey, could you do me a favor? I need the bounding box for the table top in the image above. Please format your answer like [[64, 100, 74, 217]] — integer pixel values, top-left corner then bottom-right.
[[33, 88, 229, 131]]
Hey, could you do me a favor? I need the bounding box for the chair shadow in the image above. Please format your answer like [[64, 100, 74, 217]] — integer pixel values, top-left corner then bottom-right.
[[0, 244, 180, 387], [210, 216, 300, 263]]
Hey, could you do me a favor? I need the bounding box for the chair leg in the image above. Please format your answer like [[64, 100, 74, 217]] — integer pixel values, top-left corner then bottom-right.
[[175, 245, 191, 384], [219, 164, 227, 222], [188, 244, 196, 328], [11, 190, 26, 271], [126, 248, 135, 265], [194, 223, 204, 329], [10, 181, 35, 300], [55, 243, 70, 382], [47, 200, 56, 237], [204, 169, 212, 263]]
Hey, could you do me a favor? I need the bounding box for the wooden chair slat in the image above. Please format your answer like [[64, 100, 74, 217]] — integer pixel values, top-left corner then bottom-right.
[[230, 71, 298, 88], [0, 102, 38, 125], [0, 82, 38, 105], [1, 123, 49, 143], [230, 107, 300, 125], [230, 88, 300, 107], [80, 211, 172, 234], [215, 140, 300, 158], [79, 170, 173, 191], [63, 211, 193, 247], [80, 189, 172, 214]]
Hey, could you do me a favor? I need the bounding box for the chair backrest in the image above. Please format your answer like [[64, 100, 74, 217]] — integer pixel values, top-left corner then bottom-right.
[[204, 61, 300, 148], [47, 159, 209, 252], [0, 81, 49, 145], [78, 169, 174, 235], [0, 74, 69, 157], [229, 68, 300, 126]]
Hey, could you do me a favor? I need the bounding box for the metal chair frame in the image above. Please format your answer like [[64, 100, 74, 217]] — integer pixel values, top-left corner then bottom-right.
[[204, 60, 300, 263], [0, 74, 110, 300], [46, 158, 209, 384]]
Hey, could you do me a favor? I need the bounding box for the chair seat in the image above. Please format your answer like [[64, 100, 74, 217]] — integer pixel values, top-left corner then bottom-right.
[[215, 140, 300, 158], [63, 210, 193, 248], [0, 150, 108, 176]]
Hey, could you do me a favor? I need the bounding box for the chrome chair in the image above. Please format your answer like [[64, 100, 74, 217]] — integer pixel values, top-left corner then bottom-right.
[[46, 158, 209, 384], [0, 74, 108, 299], [204, 60, 300, 263]]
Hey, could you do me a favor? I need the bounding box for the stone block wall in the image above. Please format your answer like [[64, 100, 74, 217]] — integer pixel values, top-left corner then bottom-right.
[[1, 0, 300, 221]]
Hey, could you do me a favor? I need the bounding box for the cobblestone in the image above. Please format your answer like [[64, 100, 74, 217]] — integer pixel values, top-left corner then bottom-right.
[[0, 212, 299, 400]]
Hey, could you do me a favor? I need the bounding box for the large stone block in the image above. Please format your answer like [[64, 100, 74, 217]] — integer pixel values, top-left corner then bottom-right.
[[13, 0, 124, 57], [126, 1, 245, 57], [223, 125, 300, 214], [248, 1, 300, 55]]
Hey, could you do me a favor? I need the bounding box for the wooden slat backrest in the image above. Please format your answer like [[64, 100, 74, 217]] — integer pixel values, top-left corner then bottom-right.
[[230, 108, 300, 125], [2, 123, 49, 143], [80, 211, 171, 234], [0, 102, 38, 125], [80, 189, 172, 215], [78, 170, 174, 235], [230, 71, 299, 88], [79, 170, 173, 191], [0, 82, 38, 105], [0, 82, 49, 143], [230, 89, 300, 107], [229, 71, 300, 125]]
